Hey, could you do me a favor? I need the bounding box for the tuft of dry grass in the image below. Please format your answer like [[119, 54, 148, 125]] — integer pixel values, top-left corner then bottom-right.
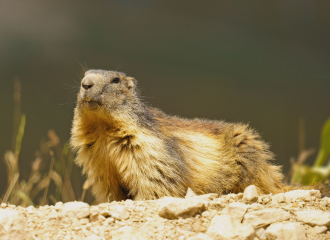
[[1, 80, 93, 207]]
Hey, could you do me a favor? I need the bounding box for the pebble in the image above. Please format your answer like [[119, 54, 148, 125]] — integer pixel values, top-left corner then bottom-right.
[[63, 201, 90, 219], [265, 222, 306, 240], [207, 214, 255, 240], [243, 208, 290, 228], [272, 193, 286, 203], [0, 203, 7, 208], [295, 210, 330, 226], [222, 202, 248, 222], [313, 226, 328, 234], [285, 190, 321, 202], [110, 205, 130, 220], [159, 198, 206, 219], [243, 185, 258, 202]]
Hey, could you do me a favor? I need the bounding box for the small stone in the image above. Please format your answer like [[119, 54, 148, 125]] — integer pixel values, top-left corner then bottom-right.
[[63, 201, 90, 219], [222, 202, 248, 222], [187, 233, 214, 240], [27, 205, 34, 213], [186, 188, 197, 198], [98, 215, 106, 221], [265, 222, 306, 240], [201, 211, 210, 219], [159, 198, 206, 219], [243, 185, 258, 202], [55, 201, 64, 210], [192, 219, 206, 232], [272, 193, 286, 203], [255, 228, 266, 240], [285, 190, 321, 202], [106, 217, 115, 224], [207, 215, 255, 240], [243, 208, 290, 228], [313, 226, 328, 234], [110, 205, 130, 220], [295, 210, 330, 226], [0, 203, 7, 208], [80, 218, 89, 225]]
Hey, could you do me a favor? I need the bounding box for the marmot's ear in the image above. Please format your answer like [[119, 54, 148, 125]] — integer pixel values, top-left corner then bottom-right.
[[127, 77, 137, 90]]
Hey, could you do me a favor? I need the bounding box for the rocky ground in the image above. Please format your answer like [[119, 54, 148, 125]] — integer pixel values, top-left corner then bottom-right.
[[1, 185, 330, 240]]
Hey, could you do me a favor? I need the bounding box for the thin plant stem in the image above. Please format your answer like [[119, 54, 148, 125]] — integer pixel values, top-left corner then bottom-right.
[[42, 150, 55, 205], [3, 173, 19, 203]]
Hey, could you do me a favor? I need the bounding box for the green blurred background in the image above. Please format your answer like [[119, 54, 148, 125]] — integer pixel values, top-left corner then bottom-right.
[[1, 1, 330, 196]]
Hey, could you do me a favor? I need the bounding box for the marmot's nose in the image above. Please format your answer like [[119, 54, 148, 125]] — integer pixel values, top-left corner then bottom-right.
[[81, 77, 94, 90]]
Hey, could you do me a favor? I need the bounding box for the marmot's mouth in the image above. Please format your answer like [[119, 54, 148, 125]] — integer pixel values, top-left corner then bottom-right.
[[84, 100, 100, 109]]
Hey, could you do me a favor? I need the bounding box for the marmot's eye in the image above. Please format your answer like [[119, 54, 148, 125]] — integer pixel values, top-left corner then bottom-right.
[[112, 77, 120, 84]]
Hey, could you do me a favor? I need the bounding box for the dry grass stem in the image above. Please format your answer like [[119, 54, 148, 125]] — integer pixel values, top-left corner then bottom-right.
[[3, 173, 19, 203]]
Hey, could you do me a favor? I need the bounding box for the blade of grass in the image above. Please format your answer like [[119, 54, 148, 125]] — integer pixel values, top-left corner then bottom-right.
[[41, 150, 56, 205], [314, 117, 330, 167], [2, 173, 19, 203]]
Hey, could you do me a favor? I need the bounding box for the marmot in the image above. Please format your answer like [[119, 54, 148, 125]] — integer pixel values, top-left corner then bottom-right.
[[71, 69, 284, 202]]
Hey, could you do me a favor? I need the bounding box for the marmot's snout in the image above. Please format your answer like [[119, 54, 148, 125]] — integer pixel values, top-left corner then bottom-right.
[[80, 73, 104, 108]]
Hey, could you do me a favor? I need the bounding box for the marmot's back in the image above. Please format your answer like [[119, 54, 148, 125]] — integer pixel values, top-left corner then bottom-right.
[[71, 70, 284, 202]]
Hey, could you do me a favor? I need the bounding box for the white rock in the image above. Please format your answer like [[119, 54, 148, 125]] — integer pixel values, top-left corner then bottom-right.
[[186, 188, 197, 198], [243, 208, 290, 228], [0, 209, 34, 240], [187, 233, 214, 240], [285, 190, 321, 202], [55, 201, 64, 210], [159, 198, 206, 219], [313, 226, 328, 234], [63, 201, 90, 219], [265, 222, 306, 240], [206, 214, 255, 240], [110, 205, 130, 220], [295, 210, 330, 226], [222, 202, 248, 222], [255, 228, 266, 240], [272, 193, 286, 203], [243, 185, 258, 202], [0, 203, 7, 208]]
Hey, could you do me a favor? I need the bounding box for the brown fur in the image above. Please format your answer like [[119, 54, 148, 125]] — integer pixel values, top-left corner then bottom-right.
[[71, 70, 285, 202]]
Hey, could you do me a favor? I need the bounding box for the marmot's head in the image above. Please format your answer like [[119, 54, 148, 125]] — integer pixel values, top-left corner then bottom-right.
[[77, 70, 138, 113]]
